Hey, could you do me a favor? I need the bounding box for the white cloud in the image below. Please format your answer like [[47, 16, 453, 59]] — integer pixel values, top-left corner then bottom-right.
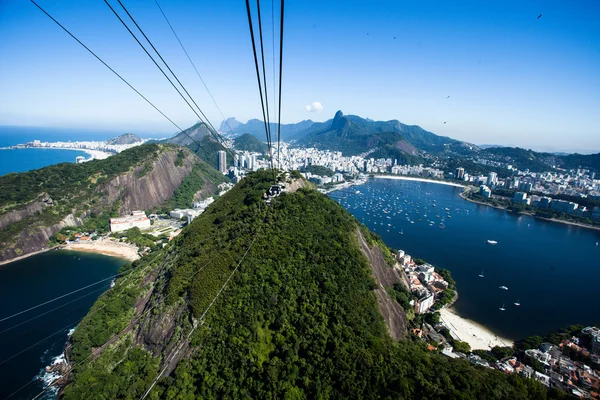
[[305, 101, 323, 113]]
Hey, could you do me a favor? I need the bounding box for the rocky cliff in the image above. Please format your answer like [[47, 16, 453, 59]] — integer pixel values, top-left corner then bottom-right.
[[0, 145, 219, 264]]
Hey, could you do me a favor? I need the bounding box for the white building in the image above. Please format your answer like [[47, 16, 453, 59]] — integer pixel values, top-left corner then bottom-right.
[[479, 185, 492, 199], [217, 150, 227, 173], [414, 292, 434, 314], [110, 210, 151, 233], [418, 264, 435, 283]]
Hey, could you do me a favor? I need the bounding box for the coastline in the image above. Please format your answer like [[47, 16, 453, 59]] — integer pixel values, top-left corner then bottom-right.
[[0, 247, 55, 266], [459, 191, 600, 232], [61, 239, 140, 262], [0, 146, 111, 161], [440, 307, 514, 351], [0, 239, 139, 266], [374, 175, 466, 188]]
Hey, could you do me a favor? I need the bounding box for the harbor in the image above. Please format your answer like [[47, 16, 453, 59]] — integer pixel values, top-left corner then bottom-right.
[[329, 176, 600, 340]]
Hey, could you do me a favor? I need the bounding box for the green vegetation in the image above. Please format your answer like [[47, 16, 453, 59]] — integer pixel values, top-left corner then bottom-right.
[[233, 133, 268, 153], [0, 145, 165, 249], [299, 111, 461, 155], [111, 227, 158, 250], [453, 340, 471, 354], [162, 162, 228, 211], [302, 164, 335, 177], [64, 170, 562, 399], [369, 144, 423, 165], [0, 144, 161, 210], [514, 325, 584, 352]]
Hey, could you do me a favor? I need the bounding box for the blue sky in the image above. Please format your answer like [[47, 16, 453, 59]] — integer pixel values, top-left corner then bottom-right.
[[0, 0, 599, 152]]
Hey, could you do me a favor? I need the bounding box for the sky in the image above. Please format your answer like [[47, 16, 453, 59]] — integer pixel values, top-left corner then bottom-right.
[[0, 0, 599, 153]]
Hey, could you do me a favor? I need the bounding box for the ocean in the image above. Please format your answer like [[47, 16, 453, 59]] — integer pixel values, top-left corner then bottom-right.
[[330, 177, 600, 340], [0, 250, 125, 400], [0, 125, 166, 176]]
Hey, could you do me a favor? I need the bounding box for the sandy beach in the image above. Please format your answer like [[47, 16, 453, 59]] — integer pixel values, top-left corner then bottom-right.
[[375, 175, 466, 188], [62, 238, 140, 262], [440, 308, 513, 350], [79, 149, 111, 160]]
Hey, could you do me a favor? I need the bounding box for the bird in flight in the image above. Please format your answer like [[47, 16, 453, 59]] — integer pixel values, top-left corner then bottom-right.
[[446, 95, 450, 98], [444, 122, 447, 124], [537, 13, 542, 19]]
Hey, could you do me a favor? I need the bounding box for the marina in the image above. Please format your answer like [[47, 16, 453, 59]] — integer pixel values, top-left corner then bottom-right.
[[330, 177, 600, 340]]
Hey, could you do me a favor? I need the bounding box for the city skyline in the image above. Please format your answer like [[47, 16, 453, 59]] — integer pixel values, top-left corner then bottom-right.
[[1, 0, 599, 153]]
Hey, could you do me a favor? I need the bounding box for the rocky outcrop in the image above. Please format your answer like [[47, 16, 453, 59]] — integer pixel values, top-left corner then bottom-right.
[[0, 147, 208, 264], [1, 212, 87, 262], [355, 228, 408, 340], [0, 198, 48, 230], [98, 150, 197, 214]]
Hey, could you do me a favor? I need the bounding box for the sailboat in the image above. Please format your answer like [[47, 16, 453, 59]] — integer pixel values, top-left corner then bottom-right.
[[400, 229, 404, 235], [478, 270, 484, 278], [514, 299, 521, 306], [499, 303, 506, 311]]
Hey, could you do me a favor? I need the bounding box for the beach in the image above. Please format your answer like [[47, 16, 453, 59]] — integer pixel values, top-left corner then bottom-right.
[[440, 308, 513, 350], [39, 147, 111, 161], [61, 238, 140, 262], [374, 175, 466, 188]]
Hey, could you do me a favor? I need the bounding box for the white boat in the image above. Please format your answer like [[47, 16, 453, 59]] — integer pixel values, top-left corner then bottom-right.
[[499, 304, 506, 311], [487, 240, 498, 245], [499, 285, 508, 290], [400, 230, 404, 235], [514, 299, 521, 306], [478, 270, 484, 278]]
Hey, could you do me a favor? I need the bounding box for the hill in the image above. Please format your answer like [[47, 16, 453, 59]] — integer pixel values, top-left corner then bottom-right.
[[296, 111, 471, 159], [224, 117, 315, 141], [60, 170, 559, 399], [0, 144, 226, 263], [163, 122, 231, 169], [106, 133, 142, 145], [233, 133, 268, 153], [480, 147, 600, 173]]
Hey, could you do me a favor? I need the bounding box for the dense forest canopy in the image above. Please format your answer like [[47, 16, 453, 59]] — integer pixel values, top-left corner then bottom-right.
[[62, 170, 564, 399]]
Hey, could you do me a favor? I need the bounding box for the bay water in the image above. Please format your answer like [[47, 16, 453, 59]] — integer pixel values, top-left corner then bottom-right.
[[331, 177, 600, 340], [0, 251, 125, 400]]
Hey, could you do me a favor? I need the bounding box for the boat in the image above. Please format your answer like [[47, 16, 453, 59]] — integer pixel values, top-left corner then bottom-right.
[[478, 270, 484, 278], [487, 240, 498, 245], [499, 303, 506, 311], [514, 299, 521, 306], [499, 286, 508, 290], [400, 229, 404, 235]]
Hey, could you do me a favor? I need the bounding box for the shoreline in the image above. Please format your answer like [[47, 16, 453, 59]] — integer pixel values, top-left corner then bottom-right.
[[0, 146, 111, 161], [440, 307, 514, 351], [0, 247, 55, 266], [460, 191, 600, 232], [61, 239, 140, 262], [374, 175, 466, 188], [0, 239, 140, 266]]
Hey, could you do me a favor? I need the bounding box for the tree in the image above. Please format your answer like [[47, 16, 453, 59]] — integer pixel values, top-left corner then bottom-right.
[[453, 340, 471, 353], [491, 346, 514, 360]]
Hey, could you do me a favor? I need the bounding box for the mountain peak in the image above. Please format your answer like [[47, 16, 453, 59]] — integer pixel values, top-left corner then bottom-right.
[[331, 110, 348, 130]]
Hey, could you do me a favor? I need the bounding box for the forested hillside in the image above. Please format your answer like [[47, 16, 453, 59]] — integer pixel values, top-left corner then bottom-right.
[[233, 132, 268, 153], [61, 170, 563, 399], [164, 122, 231, 169], [0, 144, 223, 262]]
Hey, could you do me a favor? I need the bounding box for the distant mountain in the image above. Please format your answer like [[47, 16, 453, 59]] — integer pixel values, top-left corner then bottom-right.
[[163, 122, 229, 169], [232, 133, 267, 154], [106, 133, 142, 145], [296, 110, 470, 159], [219, 117, 241, 133], [223, 118, 315, 141], [481, 147, 600, 173]]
